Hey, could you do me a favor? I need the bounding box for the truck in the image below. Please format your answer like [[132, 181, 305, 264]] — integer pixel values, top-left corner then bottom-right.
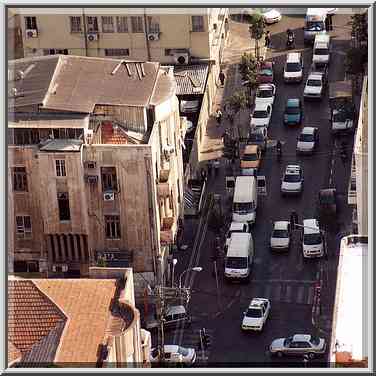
[[304, 8, 327, 44], [329, 81, 356, 135]]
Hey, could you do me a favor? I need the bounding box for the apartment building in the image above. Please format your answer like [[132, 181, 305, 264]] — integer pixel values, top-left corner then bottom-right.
[[8, 269, 151, 367], [8, 54, 185, 279], [348, 76, 368, 235]]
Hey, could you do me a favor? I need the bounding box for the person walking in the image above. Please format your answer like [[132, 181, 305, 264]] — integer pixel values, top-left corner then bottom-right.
[[219, 70, 226, 86], [264, 30, 271, 48], [215, 108, 223, 127]]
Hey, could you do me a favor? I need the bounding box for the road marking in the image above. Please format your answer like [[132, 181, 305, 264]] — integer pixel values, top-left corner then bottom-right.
[[307, 286, 315, 305], [296, 285, 305, 304]]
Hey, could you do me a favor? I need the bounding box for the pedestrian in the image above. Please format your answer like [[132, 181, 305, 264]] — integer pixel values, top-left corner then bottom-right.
[[265, 30, 271, 48], [215, 108, 222, 127], [219, 70, 225, 86]]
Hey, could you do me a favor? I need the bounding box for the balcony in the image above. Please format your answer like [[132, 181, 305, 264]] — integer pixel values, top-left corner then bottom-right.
[[157, 169, 171, 198], [348, 176, 357, 205], [160, 216, 177, 245]]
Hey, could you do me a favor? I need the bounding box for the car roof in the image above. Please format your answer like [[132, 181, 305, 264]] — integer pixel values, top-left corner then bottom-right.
[[303, 219, 320, 233], [258, 83, 275, 90], [285, 164, 301, 174], [308, 73, 323, 80], [301, 127, 315, 134], [261, 61, 273, 68], [244, 144, 259, 153], [292, 334, 312, 342], [165, 305, 186, 315], [315, 42, 328, 49], [249, 298, 269, 308], [229, 222, 247, 231], [228, 233, 252, 257], [286, 52, 301, 62], [287, 98, 300, 107], [249, 127, 266, 136], [254, 102, 270, 110], [274, 221, 290, 230]]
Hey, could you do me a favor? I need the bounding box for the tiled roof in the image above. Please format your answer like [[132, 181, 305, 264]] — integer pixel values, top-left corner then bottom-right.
[[8, 280, 67, 361], [39, 139, 83, 152], [173, 64, 209, 96], [101, 121, 129, 145], [8, 341, 22, 365]]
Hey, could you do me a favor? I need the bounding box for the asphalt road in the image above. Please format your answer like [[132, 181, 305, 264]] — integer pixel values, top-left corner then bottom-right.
[[164, 11, 355, 368]]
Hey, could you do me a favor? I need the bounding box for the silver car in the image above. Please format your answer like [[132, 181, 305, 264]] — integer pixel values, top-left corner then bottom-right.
[[270, 334, 326, 358]]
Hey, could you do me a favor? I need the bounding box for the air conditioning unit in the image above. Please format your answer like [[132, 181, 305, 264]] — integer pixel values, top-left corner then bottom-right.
[[86, 175, 98, 184], [213, 23, 218, 30], [104, 191, 115, 201], [87, 33, 98, 42], [163, 145, 175, 154], [26, 29, 38, 38], [173, 52, 189, 65], [147, 32, 160, 41], [62, 264, 68, 272]]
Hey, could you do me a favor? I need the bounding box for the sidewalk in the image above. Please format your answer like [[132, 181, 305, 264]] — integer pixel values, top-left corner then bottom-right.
[[200, 19, 267, 164]]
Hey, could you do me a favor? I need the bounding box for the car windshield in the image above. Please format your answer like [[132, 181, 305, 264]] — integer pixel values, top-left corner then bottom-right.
[[307, 79, 322, 87], [234, 202, 254, 212], [284, 174, 301, 182], [246, 308, 263, 318], [151, 348, 159, 358], [315, 48, 329, 55], [306, 21, 324, 31], [333, 111, 349, 122], [320, 192, 335, 204], [299, 133, 314, 142], [177, 346, 189, 356], [226, 256, 248, 269], [304, 233, 322, 245], [243, 153, 259, 161], [228, 229, 244, 238], [272, 229, 289, 238], [253, 110, 268, 118], [310, 336, 321, 346], [286, 63, 302, 72], [257, 89, 273, 98], [285, 106, 300, 115], [260, 69, 273, 76]]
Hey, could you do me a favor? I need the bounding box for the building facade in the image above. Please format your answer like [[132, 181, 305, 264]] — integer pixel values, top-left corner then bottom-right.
[[9, 55, 185, 278]]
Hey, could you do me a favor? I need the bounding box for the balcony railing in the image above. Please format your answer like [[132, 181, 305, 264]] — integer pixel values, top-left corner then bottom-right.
[[157, 169, 171, 198], [160, 216, 177, 245]]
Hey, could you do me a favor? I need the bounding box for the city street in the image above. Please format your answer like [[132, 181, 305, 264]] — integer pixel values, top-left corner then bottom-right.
[[166, 11, 355, 367]]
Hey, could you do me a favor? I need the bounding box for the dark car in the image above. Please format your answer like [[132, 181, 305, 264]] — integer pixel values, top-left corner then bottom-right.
[[247, 127, 268, 152], [318, 188, 337, 217], [257, 61, 274, 84], [284, 98, 303, 125]]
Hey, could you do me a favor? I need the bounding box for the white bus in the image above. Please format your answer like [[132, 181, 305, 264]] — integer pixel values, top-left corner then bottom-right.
[[330, 235, 368, 367]]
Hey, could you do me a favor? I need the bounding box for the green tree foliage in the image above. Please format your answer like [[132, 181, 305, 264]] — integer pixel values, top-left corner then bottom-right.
[[345, 46, 367, 75], [350, 13, 368, 46], [248, 13, 265, 40]]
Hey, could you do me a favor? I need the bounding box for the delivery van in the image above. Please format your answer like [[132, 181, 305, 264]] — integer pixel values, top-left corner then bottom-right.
[[232, 176, 257, 224], [224, 232, 254, 283], [313, 34, 330, 65], [304, 8, 327, 44]]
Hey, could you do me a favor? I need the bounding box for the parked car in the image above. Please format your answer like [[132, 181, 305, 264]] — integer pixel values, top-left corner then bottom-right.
[[225, 221, 251, 250], [270, 221, 291, 251], [147, 305, 191, 331], [281, 164, 304, 196], [250, 103, 272, 129], [185, 120, 195, 134], [241, 298, 271, 331], [302, 218, 324, 258], [270, 334, 326, 358], [247, 127, 268, 152], [257, 61, 274, 84], [180, 99, 200, 114], [318, 188, 337, 217], [150, 345, 196, 364], [259, 8, 282, 24], [240, 144, 262, 176], [296, 127, 319, 154], [284, 53, 304, 83], [283, 98, 303, 125], [303, 73, 326, 100], [255, 84, 276, 106], [310, 62, 328, 81]]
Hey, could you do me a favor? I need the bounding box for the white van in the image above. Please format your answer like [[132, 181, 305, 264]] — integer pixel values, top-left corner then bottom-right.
[[224, 232, 254, 282], [313, 34, 330, 65], [304, 8, 327, 44], [283, 53, 304, 83], [232, 176, 257, 224], [302, 218, 324, 258]]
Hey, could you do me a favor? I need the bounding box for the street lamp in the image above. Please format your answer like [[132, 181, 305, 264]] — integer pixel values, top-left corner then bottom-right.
[[171, 258, 178, 287], [178, 267, 203, 289]]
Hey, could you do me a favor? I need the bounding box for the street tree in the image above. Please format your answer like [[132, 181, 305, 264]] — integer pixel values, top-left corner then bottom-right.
[[226, 89, 249, 141], [239, 52, 259, 99], [248, 13, 266, 62]]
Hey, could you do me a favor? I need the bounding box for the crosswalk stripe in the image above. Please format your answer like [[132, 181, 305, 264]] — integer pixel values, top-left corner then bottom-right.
[[296, 285, 305, 304], [284, 285, 293, 303], [307, 286, 315, 305]]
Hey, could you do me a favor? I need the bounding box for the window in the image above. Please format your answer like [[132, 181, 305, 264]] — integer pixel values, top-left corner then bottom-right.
[[43, 49, 69, 55], [57, 192, 71, 221], [165, 49, 172, 56], [147, 16, 160, 33], [116, 16, 128, 32], [101, 16, 114, 33], [87, 16, 99, 32], [131, 16, 144, 33], [192, 16, 204, 32], [13, 167, 27, 192], [101, 167, 118, 191], [70, 16, 82, 33], [105, 215, 121, 239], [105, 48, 129, 57], [25, 16, 37, 30], [16, 215, 32, 239], [55, 160, 66, 177]]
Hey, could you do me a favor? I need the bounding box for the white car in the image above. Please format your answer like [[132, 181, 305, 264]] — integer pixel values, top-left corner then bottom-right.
[[331, 108, 355, 134], [302, 218, 324, 258], [250, 103, 272, 129], [303, 73, 326, 100], [225, 222, 251, 250], [260, 8, 282, 24], [150, 345, 196, 364], [270, 221, 291, 251], [296, 127, 319, 154], [255, 84, 276, 107], [242, 298, 271, 331], [281, 164, 304, 195]]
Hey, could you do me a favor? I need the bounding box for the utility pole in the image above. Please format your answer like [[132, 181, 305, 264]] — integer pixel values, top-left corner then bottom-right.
[[82, 8, 88, 57], [156, 256, 165, 363]]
